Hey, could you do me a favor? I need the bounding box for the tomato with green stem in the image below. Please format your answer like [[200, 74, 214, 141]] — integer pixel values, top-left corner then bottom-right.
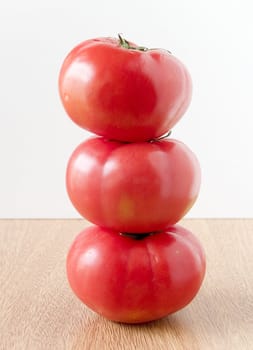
[[59, 35, 192, 142]]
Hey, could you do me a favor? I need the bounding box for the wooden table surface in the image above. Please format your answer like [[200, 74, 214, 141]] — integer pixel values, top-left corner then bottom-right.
[[0, 219, 252, 350]]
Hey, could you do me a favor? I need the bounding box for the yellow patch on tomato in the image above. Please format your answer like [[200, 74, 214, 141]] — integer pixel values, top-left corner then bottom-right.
[[124, 310, 151, 323], [118, 194, 136, 220]]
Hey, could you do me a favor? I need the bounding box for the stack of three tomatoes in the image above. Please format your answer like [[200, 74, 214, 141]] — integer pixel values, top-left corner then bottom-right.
[[59, 35, 206, 324]]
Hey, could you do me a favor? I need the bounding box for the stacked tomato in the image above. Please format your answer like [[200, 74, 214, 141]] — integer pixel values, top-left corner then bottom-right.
[[59, 35, 206, 324]]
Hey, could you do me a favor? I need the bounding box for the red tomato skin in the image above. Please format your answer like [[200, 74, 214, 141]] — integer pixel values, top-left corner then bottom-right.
[[66, 225, 206, 324], [66, 137, 201, 233], [59, 37, 192, 142]]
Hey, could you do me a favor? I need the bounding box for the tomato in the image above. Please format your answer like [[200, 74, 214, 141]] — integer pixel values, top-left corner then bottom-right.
[[66, 136, 201, 233], [59, 35, 192, 142], [66, 224, 206, 324]]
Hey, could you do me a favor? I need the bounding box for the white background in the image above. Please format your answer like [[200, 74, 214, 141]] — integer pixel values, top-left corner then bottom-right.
[[0, 0, 252, 218]]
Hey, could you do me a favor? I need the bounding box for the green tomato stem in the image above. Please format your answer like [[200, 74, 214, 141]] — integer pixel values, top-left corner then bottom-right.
[[149, 131, 172, 143], [118, 34, 148, 52], [118, 34, 172, 54]]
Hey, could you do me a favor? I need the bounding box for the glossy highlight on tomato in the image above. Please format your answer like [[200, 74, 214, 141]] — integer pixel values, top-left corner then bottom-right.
[[59, 36, 192, 142], [66, 136, 201, 233], [66, 225, 206, 324]]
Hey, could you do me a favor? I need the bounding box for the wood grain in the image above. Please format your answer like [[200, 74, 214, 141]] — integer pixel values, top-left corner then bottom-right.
[[0, 219, 252, 350]]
